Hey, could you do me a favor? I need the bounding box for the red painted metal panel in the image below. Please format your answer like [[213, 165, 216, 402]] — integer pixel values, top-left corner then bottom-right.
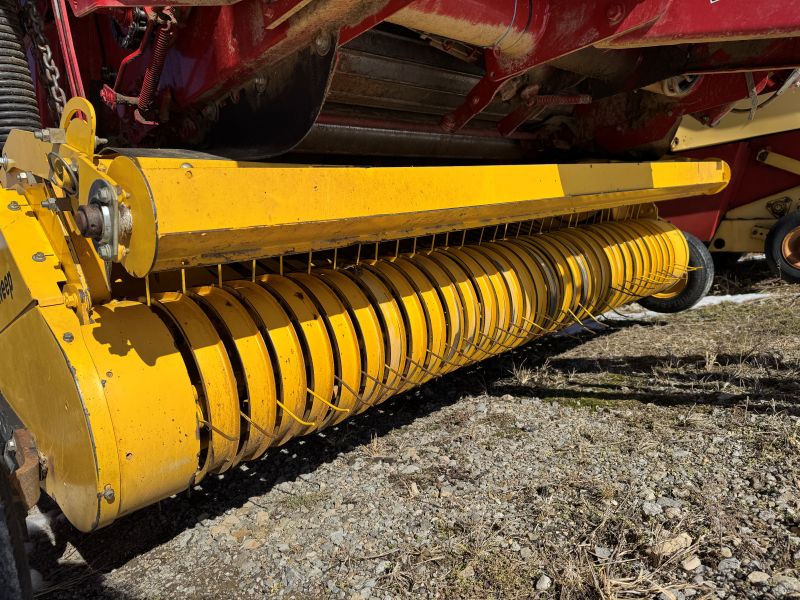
[[660, 129, 800, 241]]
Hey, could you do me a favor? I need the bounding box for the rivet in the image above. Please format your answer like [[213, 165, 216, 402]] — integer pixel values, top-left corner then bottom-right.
[[102, 484, 115, 503], [63, 332, 74, 343], [180, 162, 193, 169], [7, 201, 19, 211], [32, 252, 46, 262]]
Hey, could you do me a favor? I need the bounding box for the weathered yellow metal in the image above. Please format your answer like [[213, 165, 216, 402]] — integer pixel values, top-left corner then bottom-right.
[[671, 88, 800, 151], [0, 106, 732, 535]]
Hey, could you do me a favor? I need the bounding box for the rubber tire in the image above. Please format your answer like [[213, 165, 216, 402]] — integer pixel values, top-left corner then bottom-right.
[[0, 462, 32, 600], [638, 232, 714, 314], [765, 211, 800, 283]]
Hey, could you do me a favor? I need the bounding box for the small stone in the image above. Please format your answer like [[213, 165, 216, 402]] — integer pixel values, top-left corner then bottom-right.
[[651, 533, 692, 557], [409, 482, 419, 497], [594, 546, 612, 560], [460, 565, 475, 579], [277, 543, 290, 553], [501, 394, 514, 401], [535, 575, 552, 591], [241, 539, 261, 551], [520, 547, 533, 560], [658, 592, 677, 600], [747, 571, 769, 584], [771, 575, 800, 597], [682, 556, 702, 572], [719, 546, 732, 558], [664, 507, 681, 520], [400, 465, 420, 475], [643, 502, 663, 517], [717, 558, 740, 572]]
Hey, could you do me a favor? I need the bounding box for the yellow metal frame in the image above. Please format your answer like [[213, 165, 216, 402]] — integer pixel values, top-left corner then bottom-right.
[[0, 99, 727, 534]]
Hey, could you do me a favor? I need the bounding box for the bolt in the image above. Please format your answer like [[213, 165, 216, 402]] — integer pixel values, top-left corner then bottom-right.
[[33, 129, 50, 141], [62, 332, 74, 343], [0, 156, 9, 170], [18, 172, 27, 182], [606, 2, 625, 25], [7, 201, 20, 211], [102, 484, 115, 503], [180, 162, 193, 169], [98, 244, 114, 261], [32, 252, 46, 262], [41, 198, 58, 211], [314, 32, 331, 56]]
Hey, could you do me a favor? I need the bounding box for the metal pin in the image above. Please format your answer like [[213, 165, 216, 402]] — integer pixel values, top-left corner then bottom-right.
[[334, 374, 371, 412], [199, 419, 239, 442], [375, 242, 379, 261], [307, 387, 349, 413], [461, 230, 467, 248], [361, 370, 402, 394], [279, 255, 284, 276], [275, 400, 316, 427], [145, 274, 151, 306], [239, 411, 276, 441], [356, 244, 362, 265], [333, 247, 338, 270], [181, 269, 187, 294], [430, 234, 436, 252], [395, 239, 400, 258], [217, 264, 223, 287], [412, 238, 417, 256], [308, 250, 313, 274]]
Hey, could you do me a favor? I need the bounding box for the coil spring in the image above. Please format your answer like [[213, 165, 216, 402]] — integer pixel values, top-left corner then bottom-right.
[[145, 218, 688, 478]]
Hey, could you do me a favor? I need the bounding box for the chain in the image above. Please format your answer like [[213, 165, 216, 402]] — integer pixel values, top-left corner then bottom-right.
[[22, 1, 67, 119]]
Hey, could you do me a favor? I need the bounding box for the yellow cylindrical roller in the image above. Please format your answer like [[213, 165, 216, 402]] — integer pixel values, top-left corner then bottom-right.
[[227, 280, 308, 445], [258, 275, 335, 431], [153, 292, 241, 476], [190, 285, 277, 461], [316, 269, 386, 412], [288, 273, 363, 426]]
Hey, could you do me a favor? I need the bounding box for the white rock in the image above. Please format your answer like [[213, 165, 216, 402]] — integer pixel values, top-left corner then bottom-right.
[[747, 571, 769, 584], [535, 575, 552, 591], [681, 556, 702, 571]]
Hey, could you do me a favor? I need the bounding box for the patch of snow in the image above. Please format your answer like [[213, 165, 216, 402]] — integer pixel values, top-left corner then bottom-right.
[[556, 293, 770, 336]]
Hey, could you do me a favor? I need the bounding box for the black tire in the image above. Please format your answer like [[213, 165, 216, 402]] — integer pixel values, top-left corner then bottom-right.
[[765, 211, 800, 283], [638, 232, 714, 313], [712, 252, 743, 271], [0, 461, 32, 600]]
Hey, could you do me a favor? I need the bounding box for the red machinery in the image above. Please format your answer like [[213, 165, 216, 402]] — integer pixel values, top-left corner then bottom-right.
[[4, 0, 799, 161], [662, 91, 800, 281]]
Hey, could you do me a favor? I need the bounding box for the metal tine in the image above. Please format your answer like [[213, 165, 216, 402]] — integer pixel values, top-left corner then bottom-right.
[[307, 387, 349, 413], [334, 374, 373, 412], [199, 419, 239, 442], [521, 315, 548, 333], [361, 369, 403, 395], [384, 363, 418, 389], [239, 411, 276, 441], [459, 336, 495, 359], [252, 259, 257, 282], [566, 307, 598, 334], [275, 400, 317, 427], [145, 274, 152, 306], [425, 347, 461, 370], [577, 303, 610, 328], [405, 356, 439, 379], [217, 264, 223, 287], [181, 268, 187, 294], [475, 329, 518, 351]]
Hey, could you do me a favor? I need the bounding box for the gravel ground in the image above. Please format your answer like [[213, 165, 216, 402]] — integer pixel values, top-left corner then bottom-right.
[[33, 257, 800, 600]]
